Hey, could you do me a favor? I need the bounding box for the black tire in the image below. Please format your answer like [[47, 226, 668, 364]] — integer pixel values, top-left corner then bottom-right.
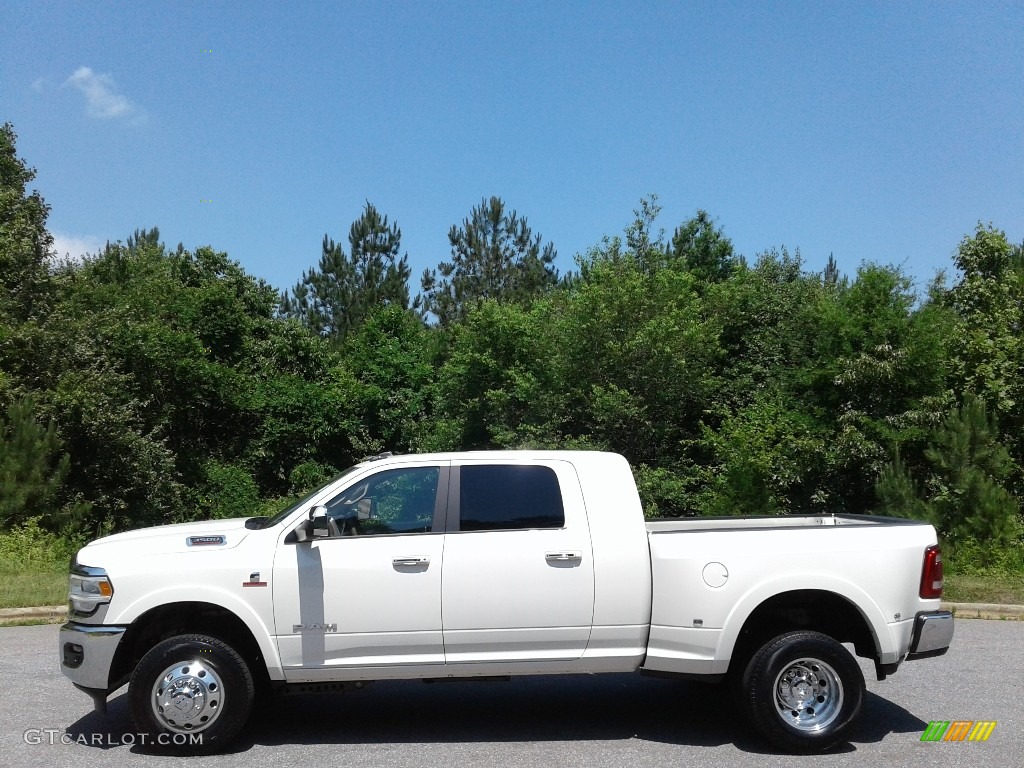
[[128, 633, 254, 754], [739, 630, 864, 753]]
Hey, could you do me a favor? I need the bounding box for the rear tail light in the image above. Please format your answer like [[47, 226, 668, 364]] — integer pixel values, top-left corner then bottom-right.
[[920, 544, 943, 599]]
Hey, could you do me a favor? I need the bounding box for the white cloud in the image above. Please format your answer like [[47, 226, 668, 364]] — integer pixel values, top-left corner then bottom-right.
[[51, 232, 103, 264], [64, 66, 144, 123], [32, 77, 48, 92]]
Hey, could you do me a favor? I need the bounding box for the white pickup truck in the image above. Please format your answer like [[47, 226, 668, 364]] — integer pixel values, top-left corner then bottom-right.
[[59, 451, 952, 754]]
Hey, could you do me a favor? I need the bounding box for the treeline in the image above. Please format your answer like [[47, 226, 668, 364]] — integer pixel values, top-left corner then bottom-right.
[[1, 124, 1022, 570]]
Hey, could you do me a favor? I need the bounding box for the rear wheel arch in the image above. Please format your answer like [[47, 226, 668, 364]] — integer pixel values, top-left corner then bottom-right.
[[725, 590, 878, 677]]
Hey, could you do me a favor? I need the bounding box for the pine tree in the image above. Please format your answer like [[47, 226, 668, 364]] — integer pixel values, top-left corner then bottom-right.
[[667, 209, 735, 282], [875, 449, 930, 520], [281, 202, 412, 340], [0, 398, 71, 529], [924, 397, 1019, 545], [419, 196, 558, 326], [823, 253, 840, 288]]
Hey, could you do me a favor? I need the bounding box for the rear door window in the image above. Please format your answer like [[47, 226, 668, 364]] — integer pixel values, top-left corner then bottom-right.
[[458, 465, 565, 531]]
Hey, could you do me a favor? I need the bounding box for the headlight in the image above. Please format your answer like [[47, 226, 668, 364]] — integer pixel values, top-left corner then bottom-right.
[[68, 561, 114, 616]]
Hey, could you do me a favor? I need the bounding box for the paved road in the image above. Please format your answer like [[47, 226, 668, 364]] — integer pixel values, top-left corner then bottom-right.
[[1, 621, 1020, 767]]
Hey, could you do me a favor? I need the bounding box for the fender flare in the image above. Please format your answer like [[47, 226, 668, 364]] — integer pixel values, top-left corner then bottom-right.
[[108, 586, 284, 680], [712, 573, 894, 674]]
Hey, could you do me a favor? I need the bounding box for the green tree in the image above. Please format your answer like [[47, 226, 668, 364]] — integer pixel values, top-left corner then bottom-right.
[[667, 209, 736, 283], [341, 305, 440, 453], [553, 254, 720, 465], [695, 250, 953, 516], [26, 227, 366, 530], [0, 123, 53, 324], [420, 196, 558, 326], [0, 397, 73, 529], [197, 461, 261, 520], [875, 448, 930, 520], [816, 264, 954, 509], [430, 299, 556, 451], [617, 197, 735, 281], [946, 225, 1024, 482], [624, 194, 666, 271], [924, 397, 1019, 545], [525, 206, 725, 514], [823, 253, 840, 288], [281, 202, 412, 340], [877, 396, 1022, 561]]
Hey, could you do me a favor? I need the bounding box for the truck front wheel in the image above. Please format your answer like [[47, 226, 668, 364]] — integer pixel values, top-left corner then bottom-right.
[[740, 630, 864, 753], [128, 633, 254, 753]]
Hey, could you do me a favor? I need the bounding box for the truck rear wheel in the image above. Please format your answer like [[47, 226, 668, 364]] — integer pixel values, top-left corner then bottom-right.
[[739, 630, 864, 753], [128, 633, 254, 753]]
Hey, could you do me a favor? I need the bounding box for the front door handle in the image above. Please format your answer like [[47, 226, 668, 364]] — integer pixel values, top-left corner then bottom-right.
[[393, 556, 430, 567], [545, 551, 582, 562]]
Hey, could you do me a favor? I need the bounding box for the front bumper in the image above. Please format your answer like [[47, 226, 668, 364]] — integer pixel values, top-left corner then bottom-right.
[[59, 621, 127, 691], [907, 610, 954, 659]]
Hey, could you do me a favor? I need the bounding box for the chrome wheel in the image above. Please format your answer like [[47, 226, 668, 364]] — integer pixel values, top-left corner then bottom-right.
[[151, 658, 224, 734], [130, 634, 254, 754], [739, 630, 864, 753], [773, 657, 844, 731]]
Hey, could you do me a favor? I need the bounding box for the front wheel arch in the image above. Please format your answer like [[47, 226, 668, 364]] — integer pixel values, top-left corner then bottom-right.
[[109, 602, 269, 694]]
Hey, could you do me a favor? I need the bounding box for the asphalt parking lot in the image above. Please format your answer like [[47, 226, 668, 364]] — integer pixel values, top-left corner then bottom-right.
[[1, 619, 1020, 767]]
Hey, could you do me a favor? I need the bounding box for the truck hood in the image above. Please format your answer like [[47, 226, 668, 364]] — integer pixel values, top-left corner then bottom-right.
[[78, 518, 257, 564]]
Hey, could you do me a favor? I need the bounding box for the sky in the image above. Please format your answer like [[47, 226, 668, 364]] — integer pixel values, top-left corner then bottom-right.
[[2, 1, 1022, 295]]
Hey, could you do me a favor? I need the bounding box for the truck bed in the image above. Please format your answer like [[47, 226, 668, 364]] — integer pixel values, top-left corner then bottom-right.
[[641, 513, 940, 677], [645, 513, 932, 534]]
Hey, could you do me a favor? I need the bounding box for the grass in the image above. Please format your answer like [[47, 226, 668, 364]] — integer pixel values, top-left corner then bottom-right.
[[943, 572, 1024, 605], [0, 617, 64, 627], [0, 567, 67, 610], [0, 518, 77, 610]]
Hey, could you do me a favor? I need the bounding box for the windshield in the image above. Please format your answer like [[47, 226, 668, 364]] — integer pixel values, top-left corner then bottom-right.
[[258, 465, 361, 529]]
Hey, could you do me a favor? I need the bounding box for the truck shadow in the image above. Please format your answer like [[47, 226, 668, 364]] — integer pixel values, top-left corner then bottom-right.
[[64, 674, 927, 753]]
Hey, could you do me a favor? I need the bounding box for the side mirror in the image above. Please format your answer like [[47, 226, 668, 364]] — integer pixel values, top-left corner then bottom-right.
[[310, 505, 331, 538], [294, 505, 329, 543]]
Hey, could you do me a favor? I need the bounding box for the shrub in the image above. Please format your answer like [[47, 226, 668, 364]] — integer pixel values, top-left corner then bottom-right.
[[0, 517, 83, 571], [197, 462, 260, 520]]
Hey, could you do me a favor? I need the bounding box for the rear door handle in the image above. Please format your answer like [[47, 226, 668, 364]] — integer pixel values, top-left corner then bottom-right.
[[545, 551, 582, 562], [393, 557, 430, 567]]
